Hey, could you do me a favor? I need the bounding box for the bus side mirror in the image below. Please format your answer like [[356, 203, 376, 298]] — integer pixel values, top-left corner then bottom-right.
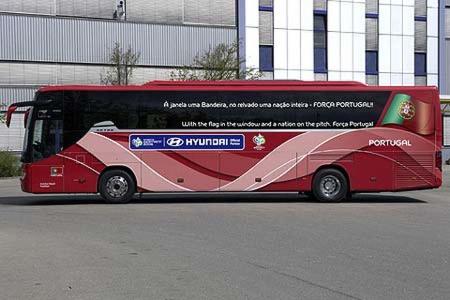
[[5, 101, 40, 127], [5, 105, 18, 128]]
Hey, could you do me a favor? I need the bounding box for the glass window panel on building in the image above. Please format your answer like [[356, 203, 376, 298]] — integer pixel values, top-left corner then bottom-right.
[[260, 72, 274, 80], [366, 75, 378, 86], [314, 14, 327, 73], [259, 46, 274, 71], [366, 51, 378, 74], [415, 76, 427, 86], [314, 73, 327, 81], [314, 48, 327, 73], [314, 0, 327, 11], [415, 53, 427, 76], [259, 11, 273, 44], [2, 0, 55, 15], [183, 0, 236, 26], [57, 0, 115, 19], [366, 0, 378, 14], [314, 31, 326, 48], [57, 0, 75, 16], [92, 0, 117, 19], [1, 0, 21, 13], [444, 117, 450, 146], [446, 8, 450, 37], [414, 21, 427, 52], [259, 0, 273, 7], [126, 0, 182, 23], [366, 18, 378, 50], [447, 39, 450, 91], [314, 15, 327, 31], [415, 0, 427, 17]]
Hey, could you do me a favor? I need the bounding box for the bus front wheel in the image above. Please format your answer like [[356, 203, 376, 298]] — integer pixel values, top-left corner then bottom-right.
[[312, 168, 348, 203], [99, 169, 136, 204]]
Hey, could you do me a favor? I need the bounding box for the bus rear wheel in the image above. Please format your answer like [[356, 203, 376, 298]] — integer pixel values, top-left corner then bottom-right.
[[312, 168, 348, 203], [99, 169, 136, 204]]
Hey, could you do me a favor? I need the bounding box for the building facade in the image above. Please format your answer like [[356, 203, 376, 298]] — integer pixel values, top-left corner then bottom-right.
[[443, 0, 450, 96], [0, 0, 449, 151], [240, 0, 443, 87], [0, 0, 236, 150]]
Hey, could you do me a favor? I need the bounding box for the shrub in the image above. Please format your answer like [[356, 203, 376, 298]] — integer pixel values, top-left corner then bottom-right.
[[0, 151, 21, 177]]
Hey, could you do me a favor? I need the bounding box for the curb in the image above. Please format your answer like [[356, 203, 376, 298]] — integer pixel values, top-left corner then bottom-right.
[[0, 177, 20, 180]]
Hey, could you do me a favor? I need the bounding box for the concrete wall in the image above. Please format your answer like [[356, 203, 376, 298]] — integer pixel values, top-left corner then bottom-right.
[[0, 14, 236, 67]]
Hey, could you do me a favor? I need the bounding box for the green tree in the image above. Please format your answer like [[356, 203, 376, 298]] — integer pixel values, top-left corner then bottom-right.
[[101, 42, 141, 85], [170, 41, 261, 81]]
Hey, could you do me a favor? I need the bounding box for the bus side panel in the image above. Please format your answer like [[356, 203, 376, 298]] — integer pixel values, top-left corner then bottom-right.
[[299, 150, 396, 193], [239, 150, 299, 192], [28, 155, 65, 193], [61, 154, 100, 193], [139, 151, 220, 191], [350, 151, 395, 192], [59, 144, 106, 193]]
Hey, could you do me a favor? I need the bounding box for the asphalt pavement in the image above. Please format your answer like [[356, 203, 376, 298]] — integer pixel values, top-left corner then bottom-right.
[[0, 167, 450, 300]]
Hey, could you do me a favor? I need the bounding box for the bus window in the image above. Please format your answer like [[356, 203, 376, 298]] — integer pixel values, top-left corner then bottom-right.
[[63, 91, 140, 147], [31, 118, 63, 162], [137, 91, 222, 130]]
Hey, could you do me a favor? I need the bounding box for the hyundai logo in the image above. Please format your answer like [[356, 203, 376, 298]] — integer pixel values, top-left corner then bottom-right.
[[166, 137, 184, 147]]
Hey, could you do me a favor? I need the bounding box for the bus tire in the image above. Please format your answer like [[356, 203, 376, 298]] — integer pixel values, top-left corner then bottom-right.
[[312, 168, 348, 203], [99, 169, 136, 204]]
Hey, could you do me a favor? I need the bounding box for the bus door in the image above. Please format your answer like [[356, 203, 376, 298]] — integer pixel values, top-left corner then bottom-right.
[[29, 108, 65, 193]]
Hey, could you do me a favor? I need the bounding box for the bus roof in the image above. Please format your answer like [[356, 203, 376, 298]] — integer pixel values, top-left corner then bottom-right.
[[143, 80, 367, 87], [37, 80, 438, 93]]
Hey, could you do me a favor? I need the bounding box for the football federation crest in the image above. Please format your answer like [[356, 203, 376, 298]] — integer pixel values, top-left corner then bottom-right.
[[398, 101, 416, 120]]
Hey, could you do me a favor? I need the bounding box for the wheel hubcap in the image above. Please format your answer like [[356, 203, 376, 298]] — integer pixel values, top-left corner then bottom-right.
[[106, 176, 128, 198], [319, 175, 341, 198]]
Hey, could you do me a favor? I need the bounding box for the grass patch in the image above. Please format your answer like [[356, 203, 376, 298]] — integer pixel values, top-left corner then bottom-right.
[[0, 151, 21, 177]]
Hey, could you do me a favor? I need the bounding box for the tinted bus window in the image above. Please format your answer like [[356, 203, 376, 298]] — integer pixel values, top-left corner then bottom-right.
[[63, 90, 391, 146], [137, 91, 390, 130], [137, 91, 222, 130], [63, 91, 140, 147]]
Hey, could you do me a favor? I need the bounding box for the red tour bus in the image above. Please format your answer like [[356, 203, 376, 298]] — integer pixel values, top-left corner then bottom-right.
[[6, 80, 442, 203]]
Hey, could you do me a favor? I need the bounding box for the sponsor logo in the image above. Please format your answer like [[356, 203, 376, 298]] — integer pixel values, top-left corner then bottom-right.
[[368, 139, 412, 147], [253, 134, 266, 150], [166, 137, 184, 147], [398, 101, 416, 120], [131, 137, 143, 148], [129, 134, 245, 151]]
